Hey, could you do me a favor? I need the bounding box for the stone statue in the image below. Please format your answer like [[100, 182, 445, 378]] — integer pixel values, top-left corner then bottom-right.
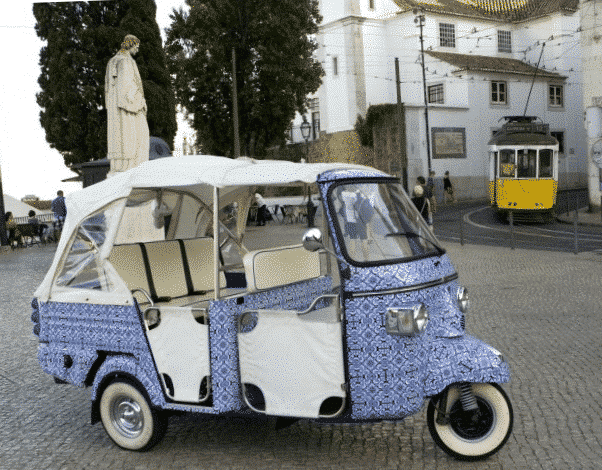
[[105, 34, 149, 176]]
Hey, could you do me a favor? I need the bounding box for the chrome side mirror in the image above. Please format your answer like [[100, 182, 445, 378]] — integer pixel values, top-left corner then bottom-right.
[[302, 228, 347, 265], [302, 228, 324, 252]]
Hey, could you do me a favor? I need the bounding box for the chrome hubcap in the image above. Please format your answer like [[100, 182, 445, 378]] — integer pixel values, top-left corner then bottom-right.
[[110, 395, 144, 438]]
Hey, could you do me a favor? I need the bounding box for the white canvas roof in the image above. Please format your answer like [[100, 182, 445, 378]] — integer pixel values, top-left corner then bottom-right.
[[35, 155, 384, 301], [63, 155, 378, 230]]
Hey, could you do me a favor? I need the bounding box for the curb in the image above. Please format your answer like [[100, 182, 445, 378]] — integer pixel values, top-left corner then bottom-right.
[[555, 215, 602, 227]]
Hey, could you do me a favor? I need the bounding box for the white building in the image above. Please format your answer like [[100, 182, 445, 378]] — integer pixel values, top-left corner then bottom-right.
[[291, 0, 586, 200], [580, 0, 602, 210]]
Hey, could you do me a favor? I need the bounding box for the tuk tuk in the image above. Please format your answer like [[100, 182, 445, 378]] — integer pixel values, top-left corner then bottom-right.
[[31, 156, 512, 460]]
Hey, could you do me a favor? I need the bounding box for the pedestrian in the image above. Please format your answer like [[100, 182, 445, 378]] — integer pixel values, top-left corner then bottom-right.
[[51, 190, 67, 229], [411, 185, 432, 227], [443, 171, 455, 204], [255, 193, 268, 226], [5, 211, 21, 248], [306, 197, 316, 228], [426, 170, 437, 213]]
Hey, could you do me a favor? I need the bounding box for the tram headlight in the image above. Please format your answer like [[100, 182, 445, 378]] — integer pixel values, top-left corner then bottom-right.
[[457, 286, 470, 313], [385, 304, 429, 336]]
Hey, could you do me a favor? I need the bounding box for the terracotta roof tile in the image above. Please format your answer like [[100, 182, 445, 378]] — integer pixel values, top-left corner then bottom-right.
[[425, 51, 566, 78], [394, 0, 577, 21]]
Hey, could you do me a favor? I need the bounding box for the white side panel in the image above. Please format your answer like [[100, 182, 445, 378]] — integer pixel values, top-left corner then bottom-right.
[[238, 309, 345, 418], [146, 307, 210, 403]]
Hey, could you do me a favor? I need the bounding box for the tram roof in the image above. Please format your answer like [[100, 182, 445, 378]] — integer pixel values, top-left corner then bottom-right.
[[488, 117, 559, 146]]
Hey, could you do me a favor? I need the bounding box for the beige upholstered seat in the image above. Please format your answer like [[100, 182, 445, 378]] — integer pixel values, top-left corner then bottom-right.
[[243, 244, 322, 292], [109, 244, 151, 295]]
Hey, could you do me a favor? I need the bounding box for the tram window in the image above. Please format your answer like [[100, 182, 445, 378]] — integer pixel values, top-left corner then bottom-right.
[[539, 150, 553, 178], [517, 149, 536, 178], [499, 149, 515, 177]]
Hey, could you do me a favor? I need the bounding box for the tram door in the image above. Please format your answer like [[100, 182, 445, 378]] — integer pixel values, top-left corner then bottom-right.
[[489, 151, 498, 204]]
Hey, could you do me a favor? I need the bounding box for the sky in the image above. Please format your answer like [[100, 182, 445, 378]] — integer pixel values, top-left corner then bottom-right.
[[0, 0, 190, 201]]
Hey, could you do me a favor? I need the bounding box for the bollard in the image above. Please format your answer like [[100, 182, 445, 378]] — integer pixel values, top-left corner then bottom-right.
[[573, 209, 578, 255], [460, 211, 464, 246], [509, 211, 515, 250]]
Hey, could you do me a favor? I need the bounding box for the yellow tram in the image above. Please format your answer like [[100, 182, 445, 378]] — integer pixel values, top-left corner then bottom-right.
[[488, 116, 559, 220]]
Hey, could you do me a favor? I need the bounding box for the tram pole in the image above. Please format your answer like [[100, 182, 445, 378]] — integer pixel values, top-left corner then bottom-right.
[[460, 210, 465, 246], [509, 211, 515, 250], [573, 209, 578, 255]]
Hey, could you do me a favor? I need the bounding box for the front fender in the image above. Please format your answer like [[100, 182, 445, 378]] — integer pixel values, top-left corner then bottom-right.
[[424, 335, 510, 397]]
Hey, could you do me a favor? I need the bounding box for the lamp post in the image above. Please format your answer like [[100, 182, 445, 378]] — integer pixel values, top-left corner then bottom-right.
[[414, 7, 432, 173], [300, 119, 312, 215]]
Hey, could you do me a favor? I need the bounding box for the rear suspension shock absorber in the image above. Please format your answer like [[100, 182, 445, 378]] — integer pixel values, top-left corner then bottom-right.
[[459, 382, 478, 411]]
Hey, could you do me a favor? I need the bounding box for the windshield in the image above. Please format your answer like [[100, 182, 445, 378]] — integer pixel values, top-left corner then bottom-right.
[[330, 182, 442, 264]]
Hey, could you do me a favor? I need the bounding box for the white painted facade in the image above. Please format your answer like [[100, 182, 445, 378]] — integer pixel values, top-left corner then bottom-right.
[[291, 0, 587, 199], [580, 0, 602, 210]]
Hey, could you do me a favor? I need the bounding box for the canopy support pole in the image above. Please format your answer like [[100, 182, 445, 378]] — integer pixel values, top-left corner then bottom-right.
[[213, 186, 220, 300]]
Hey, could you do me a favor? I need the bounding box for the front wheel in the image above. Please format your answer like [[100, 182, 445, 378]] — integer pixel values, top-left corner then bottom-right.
[[99, 380, 167, 451], [427, 383, 513, 461]]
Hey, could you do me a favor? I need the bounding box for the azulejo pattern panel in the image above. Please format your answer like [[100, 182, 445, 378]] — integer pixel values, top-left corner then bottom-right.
[[36, 300, 162, 403], [424, 335, 510, 396]]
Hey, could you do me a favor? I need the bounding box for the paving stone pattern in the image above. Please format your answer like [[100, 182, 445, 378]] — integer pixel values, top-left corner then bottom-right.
[[1, 233, 601, 469]]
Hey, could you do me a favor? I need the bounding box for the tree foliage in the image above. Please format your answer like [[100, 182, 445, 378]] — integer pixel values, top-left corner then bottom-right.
[[34, 0, 177, 167], [354, 104, 398, 148], [165, 0, 324, 157]]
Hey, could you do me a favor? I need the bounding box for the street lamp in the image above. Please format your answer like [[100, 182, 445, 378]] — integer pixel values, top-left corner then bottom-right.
[[414, 7, 432, 173], [300, 119, 312, 213]]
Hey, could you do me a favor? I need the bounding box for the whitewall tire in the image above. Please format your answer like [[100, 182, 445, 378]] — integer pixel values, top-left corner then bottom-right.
[[427, 383, 513, 461], [99, 380, 167, 451]]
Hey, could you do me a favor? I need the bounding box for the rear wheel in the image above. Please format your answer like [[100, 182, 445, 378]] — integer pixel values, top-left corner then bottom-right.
[[427, 383, 513, 461], [99, 380, 167, 451]]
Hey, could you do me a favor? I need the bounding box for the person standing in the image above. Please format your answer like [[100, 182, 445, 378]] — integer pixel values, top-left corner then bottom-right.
[[51, 190, 66, 227], [255, 193, 268, 226], [443, 171, 455, 204], [306, 197, 316, 228], [105, 34, 149, 176], [426, 170, 437, 213], [411, 185, 432, 227]]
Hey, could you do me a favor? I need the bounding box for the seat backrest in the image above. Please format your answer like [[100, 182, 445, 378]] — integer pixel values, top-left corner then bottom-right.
[[109, 244, 151, 294], [182, 238, 227, 292], [143, 240, 189, 299], [243, 244, 322, 292]]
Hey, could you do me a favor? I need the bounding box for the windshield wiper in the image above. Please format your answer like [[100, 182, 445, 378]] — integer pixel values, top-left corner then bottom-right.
[[386, 231, 444, 253]]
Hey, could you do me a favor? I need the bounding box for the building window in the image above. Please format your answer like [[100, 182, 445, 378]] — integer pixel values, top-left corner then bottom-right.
[[491, 81, 507, 105], [369, 0, 375, 9], [439, 23, 456, 48], [428, 84, 444, 104], [549, 84, 563, 107], [333, 57, 338, 76], [551, 131, 564, 154], [498, 30, 512, 53]]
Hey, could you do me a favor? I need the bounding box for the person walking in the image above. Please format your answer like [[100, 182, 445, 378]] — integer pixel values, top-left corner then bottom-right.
[[426, 170, 437, 213], [443, 171, 455, 204], [255, 193, 268, 226], [411, 185, 432, 227], [51, 189, 67, 240]]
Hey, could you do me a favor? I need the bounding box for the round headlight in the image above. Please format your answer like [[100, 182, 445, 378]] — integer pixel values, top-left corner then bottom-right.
[[413, 304, 429, 333], [457, 286, 470, 313]]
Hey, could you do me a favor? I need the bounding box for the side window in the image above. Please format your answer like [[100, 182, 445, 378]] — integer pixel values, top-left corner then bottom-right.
[[499, 149, 515, 177], [55, 202, 122, 290]]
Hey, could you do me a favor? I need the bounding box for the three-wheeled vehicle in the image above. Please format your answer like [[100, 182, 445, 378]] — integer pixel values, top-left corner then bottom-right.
[[32, 156, 512, 460]]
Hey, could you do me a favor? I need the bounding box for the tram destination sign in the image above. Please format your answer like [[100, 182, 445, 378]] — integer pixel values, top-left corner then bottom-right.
[[431, 127, 466, 159]]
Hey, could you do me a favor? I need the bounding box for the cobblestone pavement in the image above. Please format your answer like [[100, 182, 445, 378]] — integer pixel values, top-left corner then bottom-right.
[[1, 231, 601, 470]]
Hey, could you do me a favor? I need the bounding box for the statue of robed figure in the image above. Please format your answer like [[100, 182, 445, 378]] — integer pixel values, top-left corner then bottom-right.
[[105, 34, 149, 176]]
